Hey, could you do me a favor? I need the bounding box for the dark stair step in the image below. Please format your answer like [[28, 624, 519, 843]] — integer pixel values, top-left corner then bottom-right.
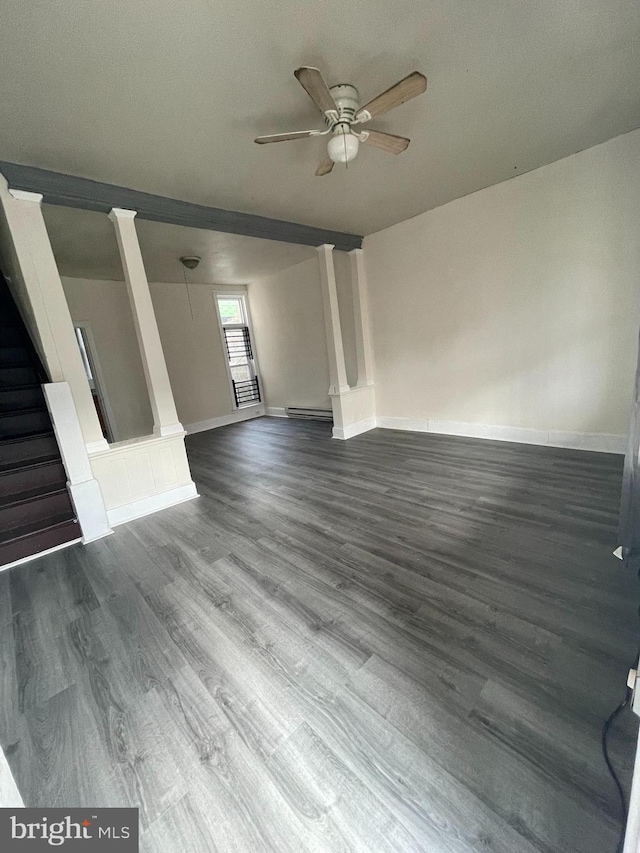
[[0, 327, 27, 347], [0, 458, 67, 500], [0, 517, 80, 567], [0, 488, 75, 535], [0, 433, 59, 472], [0, 273, 78, 568], [0, 365, 40, 388], [0, 409, 51, 439], [0, 346, 31, 368], [0, 385, 45, 413]]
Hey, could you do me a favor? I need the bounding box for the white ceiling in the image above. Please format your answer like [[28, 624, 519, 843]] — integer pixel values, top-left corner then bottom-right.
[[2, 1, 640, 236], [43, 205, 316, 284]]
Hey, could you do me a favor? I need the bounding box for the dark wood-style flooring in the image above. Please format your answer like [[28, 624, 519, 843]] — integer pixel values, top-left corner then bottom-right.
[[1, 418, 638, 852]]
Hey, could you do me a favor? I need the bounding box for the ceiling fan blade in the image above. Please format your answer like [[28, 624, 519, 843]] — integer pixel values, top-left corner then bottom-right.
[[360, 129, 410, 155], [294, 67, 337, 114], [254, 130, 320, 144], [315, 156, 334, 176], [356, 71, 427, 122]]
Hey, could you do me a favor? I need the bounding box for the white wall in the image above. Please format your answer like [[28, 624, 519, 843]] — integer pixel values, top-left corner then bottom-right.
[[249, 256, 332, 411], [61, 277, 241, 432], [149, 282, 237, 427], [248, 252, 359, 413], [61, 277, 154, 441], [363, 129, 640, 445]]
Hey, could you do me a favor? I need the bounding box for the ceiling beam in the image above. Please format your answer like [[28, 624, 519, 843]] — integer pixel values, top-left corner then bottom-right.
[[0, 162, 363, 252]]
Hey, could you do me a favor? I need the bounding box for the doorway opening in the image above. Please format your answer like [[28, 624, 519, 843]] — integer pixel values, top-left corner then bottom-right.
[[74, 324, 116, 443]]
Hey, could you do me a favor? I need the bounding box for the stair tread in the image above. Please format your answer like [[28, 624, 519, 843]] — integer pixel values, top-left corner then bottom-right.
[[0, 406, 48, 416], [0, 364, 36, 369], [0, 384, 43, 392], [0, 513, 78, 546], [1, 485, 70, 510], [0, 480, 68, 506], [0, 429, 54, 445], [0, 458, 64, 477], [0, 453, 60, 474], [0, 431, 55, 445]]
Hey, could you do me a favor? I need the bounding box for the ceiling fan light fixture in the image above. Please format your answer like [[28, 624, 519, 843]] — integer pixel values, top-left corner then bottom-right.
[[180, 255, 201, 270], [327, 130, 359, 164]]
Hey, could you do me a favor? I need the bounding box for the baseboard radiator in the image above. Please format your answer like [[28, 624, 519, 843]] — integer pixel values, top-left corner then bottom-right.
[[285, 407, 333, 422]]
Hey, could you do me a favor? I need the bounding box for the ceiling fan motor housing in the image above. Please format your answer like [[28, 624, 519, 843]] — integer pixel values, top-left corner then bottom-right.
[[325, 84, 359, 126], [326, 84, 361, 163]]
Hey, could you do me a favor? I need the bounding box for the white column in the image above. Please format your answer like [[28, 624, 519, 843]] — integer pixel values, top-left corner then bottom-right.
[[348, 248, 375, 387], [0, 182, 108, 452], [109, 208, 183, 437], [317, 243, 349, 395]]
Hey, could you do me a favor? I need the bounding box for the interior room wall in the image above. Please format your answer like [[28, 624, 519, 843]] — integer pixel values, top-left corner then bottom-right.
[[249, 256, 333, 412], [61, 277, 154, 441], [363, 129, 640, 447], [149, 282, 237, 428]]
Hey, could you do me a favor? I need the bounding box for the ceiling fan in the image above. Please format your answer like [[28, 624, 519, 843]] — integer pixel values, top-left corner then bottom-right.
[[254, 67, 427, 176]]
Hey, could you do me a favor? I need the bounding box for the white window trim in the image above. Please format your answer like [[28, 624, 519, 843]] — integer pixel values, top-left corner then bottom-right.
[[213, 292, 263, 411]]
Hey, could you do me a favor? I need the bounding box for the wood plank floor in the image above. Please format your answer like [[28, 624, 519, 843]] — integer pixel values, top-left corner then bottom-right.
[[1, 418, 638, 852]]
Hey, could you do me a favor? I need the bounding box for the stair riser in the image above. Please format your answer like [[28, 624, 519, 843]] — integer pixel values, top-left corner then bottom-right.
[[0, 366, 39, 387], [0, 490, 75, 531], [0, 461, 67, 499], [0, 347, 30, 367], [0, 328, 25, 347], [0, 434, 59, 469], [0, 410, 51, 438], [0, 387, 45, 413], [0, 520, 80, 568]]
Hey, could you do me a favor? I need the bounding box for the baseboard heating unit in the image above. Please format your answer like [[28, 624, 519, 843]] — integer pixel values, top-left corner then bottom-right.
[[285, 407, 333, 421]]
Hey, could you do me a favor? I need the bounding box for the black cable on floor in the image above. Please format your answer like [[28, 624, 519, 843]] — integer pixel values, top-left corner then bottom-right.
[[602, 693, 630, 853]]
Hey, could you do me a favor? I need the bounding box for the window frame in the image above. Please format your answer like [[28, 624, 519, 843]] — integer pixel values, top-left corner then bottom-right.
[[213, 290, 262, 411]]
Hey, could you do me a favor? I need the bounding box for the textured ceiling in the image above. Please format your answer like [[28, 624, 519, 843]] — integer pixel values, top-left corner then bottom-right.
[[2, 1, 640, 235], [43, 205, 316, 284]]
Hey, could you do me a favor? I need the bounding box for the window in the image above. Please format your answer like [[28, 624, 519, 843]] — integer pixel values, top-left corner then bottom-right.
[[215, 295, 261, 408], [218, 297, 245, 326]]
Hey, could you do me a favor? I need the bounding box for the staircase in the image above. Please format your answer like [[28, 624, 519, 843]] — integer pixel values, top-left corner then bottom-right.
[[0, 274, 80, 567]]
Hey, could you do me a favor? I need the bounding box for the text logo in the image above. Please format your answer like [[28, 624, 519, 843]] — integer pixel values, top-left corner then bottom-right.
[[0, 809, 138, 850]]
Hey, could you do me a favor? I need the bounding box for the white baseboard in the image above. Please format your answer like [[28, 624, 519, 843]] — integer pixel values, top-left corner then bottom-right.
[[265, 407, 287, 418], [185, 405, 264, 434], [107, 482, 199, 527], [375, 416, 626, 454], [333, 417, 377, 440]]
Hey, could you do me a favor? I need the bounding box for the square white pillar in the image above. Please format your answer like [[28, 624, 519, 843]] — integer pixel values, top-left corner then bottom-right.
[[109, 208, 183, 437], [317, 243, 349, 395], [348, 247, 375, 388]]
